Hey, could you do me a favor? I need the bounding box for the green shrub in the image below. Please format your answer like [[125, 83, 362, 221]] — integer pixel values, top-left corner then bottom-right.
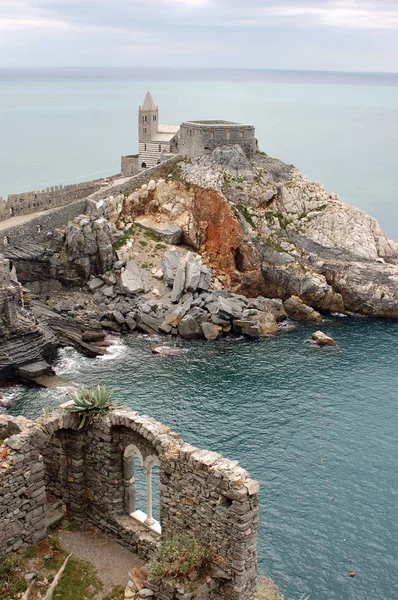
[[0, 553, 26, 599], [67, 385, 118, 429], [148, 534, 212, 580]]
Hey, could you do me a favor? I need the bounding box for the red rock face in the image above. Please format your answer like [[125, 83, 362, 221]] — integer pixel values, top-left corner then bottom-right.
[[191, 186, 266, 296]]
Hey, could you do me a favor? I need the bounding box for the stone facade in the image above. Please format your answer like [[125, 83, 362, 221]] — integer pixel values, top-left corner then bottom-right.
[[179, 121, 257, 160], [122, 93, 256, 175], [0, 405, 259, 600], [137, 93, 180, 171]]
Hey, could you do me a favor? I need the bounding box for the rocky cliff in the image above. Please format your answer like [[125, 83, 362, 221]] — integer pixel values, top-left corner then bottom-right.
[[0, 257, 58, 380], [3, 146, 398, 356]]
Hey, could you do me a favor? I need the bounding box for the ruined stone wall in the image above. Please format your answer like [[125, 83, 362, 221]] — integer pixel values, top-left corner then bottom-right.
[[0, 405, 258, 600], [2, 180, 104, 221], [0, 416, 46, 553], [179, 122, 256, 160]]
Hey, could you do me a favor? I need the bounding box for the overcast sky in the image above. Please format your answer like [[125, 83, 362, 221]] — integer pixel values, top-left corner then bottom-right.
[[1, 0, 398, 72]]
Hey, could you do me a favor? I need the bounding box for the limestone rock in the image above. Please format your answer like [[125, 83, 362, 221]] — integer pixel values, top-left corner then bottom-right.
[[233, 310, 278, 338], [185, 253, 202, 292], [201, 322, 222, 340], [171, 255, 187, 303], [312, 331, 337, 346], [178, 314, 202, 339], [162, 248, 181, 287], [120, 261, 145, 295], [135, 215, 182, 245], [283, 296, 323, 322], [81, 330, 105, 343]]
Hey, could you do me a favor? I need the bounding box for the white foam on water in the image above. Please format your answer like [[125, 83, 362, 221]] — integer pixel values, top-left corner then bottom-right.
[[0, 385, 23, 410], [98, 336, 128, 361], [55, 346, 87, 377]]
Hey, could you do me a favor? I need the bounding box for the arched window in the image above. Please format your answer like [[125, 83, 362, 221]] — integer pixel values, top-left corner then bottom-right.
[[123, 445, 160, 534], [159, 145, 161, 152], [226, 130, 231, 140], [153, 115, 157, 121], [144, 144, 147, 151], [143, 127, 147, 134], [210, 131, 214, 139], [141, 162, 147, 168], [143, 115, 147, 122]]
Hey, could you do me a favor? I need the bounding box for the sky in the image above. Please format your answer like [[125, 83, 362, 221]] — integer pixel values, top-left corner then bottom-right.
[[1, 0, 398, 72]]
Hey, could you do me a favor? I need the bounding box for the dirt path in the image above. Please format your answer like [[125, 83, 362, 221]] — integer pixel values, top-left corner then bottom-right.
[[58, 529, 144, 598]]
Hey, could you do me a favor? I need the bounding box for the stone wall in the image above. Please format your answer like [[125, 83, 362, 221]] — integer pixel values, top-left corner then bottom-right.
[[0, 404, 258, 600], [179, 122, 256, 160], [121, 155, 140, 177], [0, 156, 182, 247], [0, 416, 46, 553], [1, 180, 104, 222]]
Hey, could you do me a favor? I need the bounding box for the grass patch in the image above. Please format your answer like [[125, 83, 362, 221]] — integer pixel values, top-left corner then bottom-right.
[[155, 243, 166, 250], [263, 236, 287, 254], [112, 224, 135, 251], [103, 585, 125, 600], [53, 556, 102, 600], [143, 229, 161, 242], [1, 519, 106, 600], [0, 553, 27, 600], [236, 204, 256, 229], [262, 211, 291, 230], [139, 240, 147, 247]]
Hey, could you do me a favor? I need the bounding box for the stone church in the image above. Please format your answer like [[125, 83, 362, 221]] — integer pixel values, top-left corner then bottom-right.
[[121, 92, 256, 177]]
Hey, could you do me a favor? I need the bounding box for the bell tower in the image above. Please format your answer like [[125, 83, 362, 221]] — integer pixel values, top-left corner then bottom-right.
[[139, 92, 159, 143]]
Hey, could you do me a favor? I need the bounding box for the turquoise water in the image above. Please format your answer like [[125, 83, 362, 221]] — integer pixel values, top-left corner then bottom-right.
[[0, 68, 398, 238], [3, 316, 398, 600], [1, 69, 398, 598]]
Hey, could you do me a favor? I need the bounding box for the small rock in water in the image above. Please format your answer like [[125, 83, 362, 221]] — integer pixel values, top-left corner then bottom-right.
[[151, 344, 182, 357], [311, 331, 337, 346]]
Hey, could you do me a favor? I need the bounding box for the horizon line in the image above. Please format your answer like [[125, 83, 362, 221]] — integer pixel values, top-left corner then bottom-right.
[[1, 66, 398, 76]]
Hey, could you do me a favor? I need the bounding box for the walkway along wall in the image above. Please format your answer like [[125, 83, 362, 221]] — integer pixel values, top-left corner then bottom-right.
[[0, 402, 258, 600], [0, 180, 104, 222]]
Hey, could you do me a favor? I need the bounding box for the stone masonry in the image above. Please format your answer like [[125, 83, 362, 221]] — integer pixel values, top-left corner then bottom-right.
[[0, 405, 259, 600], [0, 179, 103, 222], [179, 121, 257, 160]]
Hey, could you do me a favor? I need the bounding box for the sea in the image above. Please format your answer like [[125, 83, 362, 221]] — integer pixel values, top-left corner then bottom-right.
[[0, 68, 398, 600]]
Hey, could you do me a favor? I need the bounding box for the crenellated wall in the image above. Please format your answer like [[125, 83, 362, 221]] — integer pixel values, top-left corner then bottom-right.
[[1, 180, 104, 222], [0, 403, 258, 600]]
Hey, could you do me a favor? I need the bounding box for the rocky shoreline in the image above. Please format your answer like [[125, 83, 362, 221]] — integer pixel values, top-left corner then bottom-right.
[[1, 146, 398, 383]]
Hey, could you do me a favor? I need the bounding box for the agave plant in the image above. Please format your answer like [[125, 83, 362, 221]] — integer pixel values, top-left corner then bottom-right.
[[67, 384, 118, 429]]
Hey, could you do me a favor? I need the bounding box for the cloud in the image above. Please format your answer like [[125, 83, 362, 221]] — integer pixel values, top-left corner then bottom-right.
[[265, 1, 398, 30], [1, 0, 398, 70]]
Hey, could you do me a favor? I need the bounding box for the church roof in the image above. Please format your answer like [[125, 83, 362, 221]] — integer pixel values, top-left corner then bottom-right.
[[141, 92, 157, 111]]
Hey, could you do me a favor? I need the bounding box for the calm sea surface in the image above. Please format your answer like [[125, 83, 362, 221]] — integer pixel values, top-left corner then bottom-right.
[[1, 69, 398, 599]]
